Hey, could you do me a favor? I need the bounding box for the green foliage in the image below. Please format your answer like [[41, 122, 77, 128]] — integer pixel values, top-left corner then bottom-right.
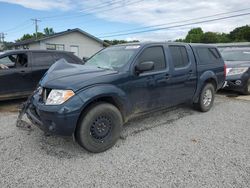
[[185, 28, 203, 43], [16, 34, 33, 41], [16, 28, 55, 42], [229, 25, 250, 42], [176, 25, 250, 43], [201, 32, 219, 43], [44, 27, 55, 36]]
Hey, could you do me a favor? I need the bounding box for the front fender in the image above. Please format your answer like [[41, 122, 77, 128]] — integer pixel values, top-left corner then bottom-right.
[[76, 84, 131, 118], [193, 71, 218, 103]]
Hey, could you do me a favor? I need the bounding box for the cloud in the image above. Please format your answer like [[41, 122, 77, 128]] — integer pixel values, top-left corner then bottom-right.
[[0, 0, 73, 10], [78, 0, 250, 40], [1, 0, 250, 40]]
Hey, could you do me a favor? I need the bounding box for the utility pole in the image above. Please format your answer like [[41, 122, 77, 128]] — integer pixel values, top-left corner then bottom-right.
[[31, 18, 41, 39], [0, 33, 7, 42]]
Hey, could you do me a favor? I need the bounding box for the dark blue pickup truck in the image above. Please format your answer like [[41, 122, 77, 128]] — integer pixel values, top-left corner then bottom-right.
[[25, 42, 225, 153]]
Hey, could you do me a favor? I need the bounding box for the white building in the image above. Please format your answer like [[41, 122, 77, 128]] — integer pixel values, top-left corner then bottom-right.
[[10, 28, 106, 58]]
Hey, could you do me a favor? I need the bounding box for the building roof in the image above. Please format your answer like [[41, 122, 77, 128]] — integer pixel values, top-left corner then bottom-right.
[[11, 28, 105, 47]]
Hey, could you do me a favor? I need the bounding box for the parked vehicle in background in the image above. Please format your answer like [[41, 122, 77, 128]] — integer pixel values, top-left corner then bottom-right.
[[0, 50, 83, 101], [220, 47, 250, 95], [25, 42, 225, 153]]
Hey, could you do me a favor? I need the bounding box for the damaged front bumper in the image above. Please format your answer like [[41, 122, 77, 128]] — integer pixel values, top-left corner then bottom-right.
[[222, 72, 249, 93], [24, 92, 84, 136]]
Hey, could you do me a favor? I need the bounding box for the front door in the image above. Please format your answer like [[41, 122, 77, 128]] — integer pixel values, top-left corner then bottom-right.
[[0, 52, 33, 98], [127, 45, 172, 113]]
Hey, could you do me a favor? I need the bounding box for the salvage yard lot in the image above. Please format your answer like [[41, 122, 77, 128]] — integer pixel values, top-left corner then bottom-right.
[[0, 94, 249, 187]]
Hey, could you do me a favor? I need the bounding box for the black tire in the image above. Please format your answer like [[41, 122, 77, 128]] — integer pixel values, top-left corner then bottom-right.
[[76, 103, 123, 153], [243, 79, 250, 95], [195, 83, 215, 112]]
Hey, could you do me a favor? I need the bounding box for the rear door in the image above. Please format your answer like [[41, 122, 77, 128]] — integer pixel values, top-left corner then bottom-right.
[[0, 52, 33, 97], [31, 52, 57, 88], [167, 44, 197, 105]]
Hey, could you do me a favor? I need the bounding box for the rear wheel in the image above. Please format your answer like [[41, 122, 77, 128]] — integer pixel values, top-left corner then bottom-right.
[[195, 83, 215, 112], [243, 79, 250, 95], [76, 103, 122, 153]]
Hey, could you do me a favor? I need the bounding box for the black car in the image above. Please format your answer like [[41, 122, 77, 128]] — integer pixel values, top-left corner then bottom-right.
[[25, 42, 225, 153], [0, 50, 83, 101], [220, 47, 250, 94]]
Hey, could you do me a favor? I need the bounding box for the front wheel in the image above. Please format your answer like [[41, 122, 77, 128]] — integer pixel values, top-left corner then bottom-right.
[[76, 103, 123, 153], [195, 83, 215, 112]]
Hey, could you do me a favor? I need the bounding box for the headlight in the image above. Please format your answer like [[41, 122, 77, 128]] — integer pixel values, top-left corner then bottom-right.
[[226, 67, 248, 76], [46, 89, 75, 105]]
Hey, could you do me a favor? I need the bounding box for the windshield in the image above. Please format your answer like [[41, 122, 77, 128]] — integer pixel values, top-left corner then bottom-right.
[[85, 45, 139, 70], [221, 49, 250, 61]]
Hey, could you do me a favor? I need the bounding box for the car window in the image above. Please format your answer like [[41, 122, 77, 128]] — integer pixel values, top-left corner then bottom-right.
[[32, 52, 56, 67], [196, 47, 221, 64], [137, 46, 166, 71], [55, 53, 78, 64], [169, 46, 189, 68], [86, 45, 138, 70], [0, 53, 28, 69], [220, 49, 250, 61]]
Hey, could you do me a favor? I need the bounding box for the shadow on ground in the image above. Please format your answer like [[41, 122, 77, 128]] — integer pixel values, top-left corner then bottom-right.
[[0, 98, 26, 112]]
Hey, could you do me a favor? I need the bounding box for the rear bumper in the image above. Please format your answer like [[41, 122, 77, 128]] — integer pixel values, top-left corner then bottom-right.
[[26, 93, 84, 136]]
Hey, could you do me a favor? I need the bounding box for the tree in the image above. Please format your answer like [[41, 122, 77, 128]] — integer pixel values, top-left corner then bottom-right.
[[44, 27, 55, 36], [16, 27, 55, 42], [16, 34, 33, 41], [217, 33, 230, 43], [229, 25, 250, 42], [201, 32, 219, 43], [185, 27, 203, 43]]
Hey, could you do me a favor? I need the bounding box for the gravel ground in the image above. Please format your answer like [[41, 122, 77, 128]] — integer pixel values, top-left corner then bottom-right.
[[0, 95, 249, 187]]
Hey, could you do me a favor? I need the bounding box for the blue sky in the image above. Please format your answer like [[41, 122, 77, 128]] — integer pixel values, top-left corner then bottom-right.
[[0, 0, 250, 42]]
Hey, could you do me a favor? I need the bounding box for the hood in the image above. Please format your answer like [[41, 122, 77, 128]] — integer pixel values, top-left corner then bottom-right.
[[40, 59, 118, 91], [225, 60, 250, 68]]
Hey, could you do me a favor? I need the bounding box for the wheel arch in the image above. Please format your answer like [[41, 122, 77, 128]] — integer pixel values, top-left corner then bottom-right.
[[193, 71, 218, 103], [73, 85, 131, 137]]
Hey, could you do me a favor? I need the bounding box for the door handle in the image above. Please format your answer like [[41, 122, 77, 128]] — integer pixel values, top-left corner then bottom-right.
[[19, 70, 30, 76], [165, 74, 170, 80], [188, 70, 193, 74]]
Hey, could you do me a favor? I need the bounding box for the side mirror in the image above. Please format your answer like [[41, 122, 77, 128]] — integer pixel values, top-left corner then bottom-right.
[[82, 57, 89, 63], [135, 61, 154, 74]]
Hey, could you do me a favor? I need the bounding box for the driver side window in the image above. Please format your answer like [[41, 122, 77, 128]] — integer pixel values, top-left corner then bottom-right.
[[0, 53, 28, 70], [0, 55, 17, 69], [137, 46, 166, 72]]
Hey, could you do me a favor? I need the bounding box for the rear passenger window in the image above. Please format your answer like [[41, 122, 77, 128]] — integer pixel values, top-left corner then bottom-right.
[[32, 53, 56, 67], [196, 48, 221, 64], [169, 46, 189, 68], [138, 46, 166, 71]]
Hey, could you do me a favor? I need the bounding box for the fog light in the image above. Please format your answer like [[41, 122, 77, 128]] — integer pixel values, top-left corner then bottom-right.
[[235, 80, 242, 85]]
